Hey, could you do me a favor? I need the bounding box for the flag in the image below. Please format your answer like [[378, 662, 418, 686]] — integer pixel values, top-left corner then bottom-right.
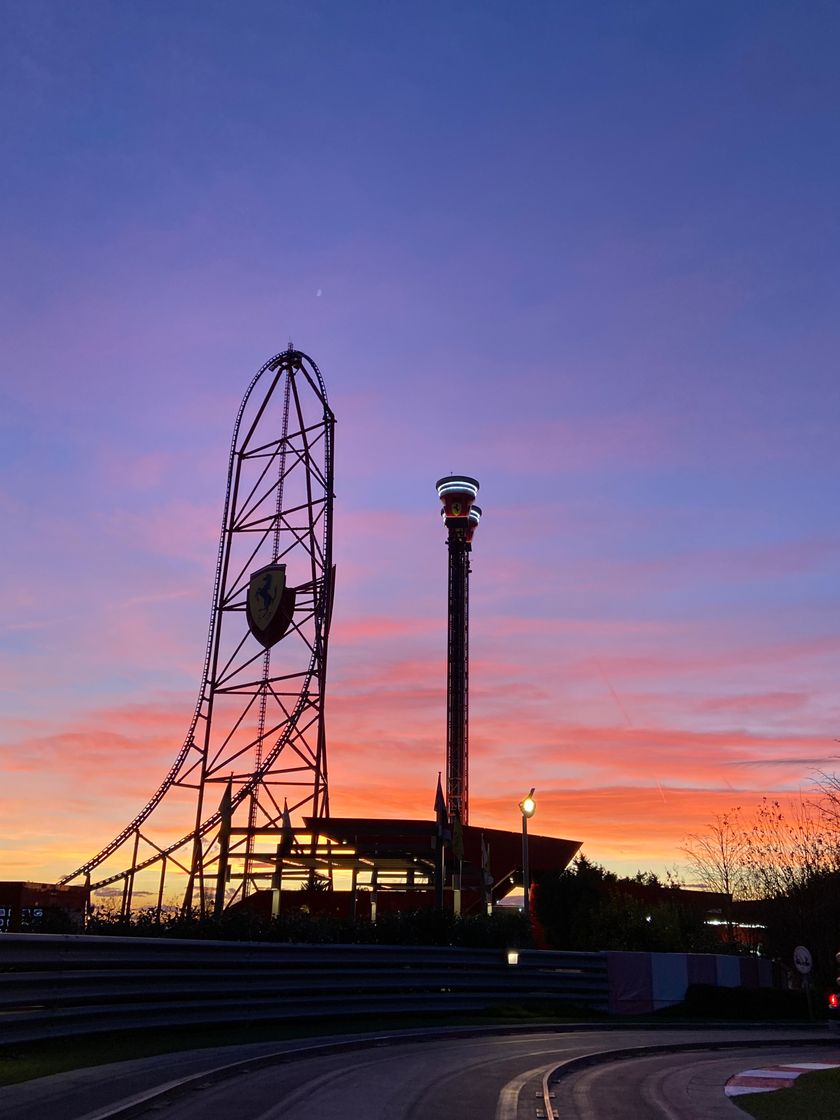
[[218, 778, 233, 824], [214, 779, 233, 914], [480, 831, 493, 888], [434, 772, 449, 835], [278, 799, 294, 858], [451, 811, 465, 863]]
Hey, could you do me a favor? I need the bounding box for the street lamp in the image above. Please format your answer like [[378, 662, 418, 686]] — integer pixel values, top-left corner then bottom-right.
[[519, 788, 536, 918]]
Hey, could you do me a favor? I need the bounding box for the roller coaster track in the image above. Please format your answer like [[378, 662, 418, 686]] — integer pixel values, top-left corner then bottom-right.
[[59, 348, 335, 915]]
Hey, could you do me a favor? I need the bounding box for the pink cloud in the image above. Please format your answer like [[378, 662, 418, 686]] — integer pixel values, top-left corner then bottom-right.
[[332, 615, 440, 643], [695, 691, 811, 715]]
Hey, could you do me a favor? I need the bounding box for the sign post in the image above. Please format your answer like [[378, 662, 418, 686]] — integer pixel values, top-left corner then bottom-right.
[[794, 945, 813, 1020]]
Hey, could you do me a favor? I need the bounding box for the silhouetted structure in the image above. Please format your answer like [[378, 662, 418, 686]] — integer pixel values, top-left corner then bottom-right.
[[59, 347, 335, 917], [436, 476, 481, 824], [33, 360, 578, 925], [0, 881, 88, 932], [230, 817, 580, 919]]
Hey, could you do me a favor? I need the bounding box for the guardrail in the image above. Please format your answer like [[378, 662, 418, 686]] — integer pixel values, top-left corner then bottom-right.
[[0, 934, 610, 1043]]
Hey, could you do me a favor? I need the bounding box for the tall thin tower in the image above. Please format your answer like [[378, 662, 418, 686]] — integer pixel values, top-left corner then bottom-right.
[[435, 475, 481, 825]]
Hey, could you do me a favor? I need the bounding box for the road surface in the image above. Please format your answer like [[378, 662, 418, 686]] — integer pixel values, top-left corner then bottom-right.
[[1, 1026, 836, 1119]]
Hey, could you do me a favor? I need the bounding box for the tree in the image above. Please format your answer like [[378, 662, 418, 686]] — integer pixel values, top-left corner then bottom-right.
[[810, 770, 840, 863], [533, 856, 723, 954], [682, 795, 840, 987], [681, 810, 750, 900], [741, 796, 836, 900]]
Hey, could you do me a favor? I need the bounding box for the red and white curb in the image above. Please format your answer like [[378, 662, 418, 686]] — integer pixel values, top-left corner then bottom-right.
[[725, 1062, 840, 1097]]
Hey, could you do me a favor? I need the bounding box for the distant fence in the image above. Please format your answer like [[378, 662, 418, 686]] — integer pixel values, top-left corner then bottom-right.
[[606, 950, 777, 1014], [0, 935, 778, 1044]]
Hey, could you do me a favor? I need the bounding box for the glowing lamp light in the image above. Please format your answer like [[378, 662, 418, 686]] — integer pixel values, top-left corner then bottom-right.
[[436, 475, 479, 519], [519, 789, 536, 819], [829, 993, 839, 1009], [465, 504, 482, 543], [519, 788, 536, 918]]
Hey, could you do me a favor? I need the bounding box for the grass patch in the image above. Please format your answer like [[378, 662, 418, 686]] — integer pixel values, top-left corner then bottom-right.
[[659, 985, 810, 1021], [734, 1066, 840, 1119], [0, 1004, 596, 1087]]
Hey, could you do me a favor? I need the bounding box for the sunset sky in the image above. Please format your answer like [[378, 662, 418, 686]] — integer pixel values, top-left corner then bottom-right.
[[2, 3, 839, 888]]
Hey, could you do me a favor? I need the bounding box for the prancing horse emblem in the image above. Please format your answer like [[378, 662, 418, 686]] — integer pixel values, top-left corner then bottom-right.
[[246, 564, 296, 648]]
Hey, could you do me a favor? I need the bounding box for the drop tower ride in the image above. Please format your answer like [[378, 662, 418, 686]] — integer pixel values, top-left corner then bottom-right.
[[435, 475, 481, 826]]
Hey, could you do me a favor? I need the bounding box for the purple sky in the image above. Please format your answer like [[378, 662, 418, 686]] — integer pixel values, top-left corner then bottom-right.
[[2, 2, 839, 883]]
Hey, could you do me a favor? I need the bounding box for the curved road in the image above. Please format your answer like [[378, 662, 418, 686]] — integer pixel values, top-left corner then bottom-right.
[[1, 1027, 836, 1120]]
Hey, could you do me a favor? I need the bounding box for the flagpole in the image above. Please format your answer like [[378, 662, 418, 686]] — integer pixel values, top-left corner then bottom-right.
[[480, 832, 492, 916], [213, 779, 233, 918], [273, 799, 294, 919], [271, 842, 283, 919], [434, 773, 448, 910], [434, 828, 446, 911]]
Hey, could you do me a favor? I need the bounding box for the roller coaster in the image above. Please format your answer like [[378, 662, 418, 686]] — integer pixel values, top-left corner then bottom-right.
[[60, 347, 334, 916]]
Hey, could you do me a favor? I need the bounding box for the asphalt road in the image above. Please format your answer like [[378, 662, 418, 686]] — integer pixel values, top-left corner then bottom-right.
[[547, 1043, 839, 1120], [1, 1026, 837, 1120]]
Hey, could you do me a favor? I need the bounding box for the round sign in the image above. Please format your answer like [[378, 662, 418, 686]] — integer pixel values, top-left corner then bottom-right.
[[793, 945, 812, 975]]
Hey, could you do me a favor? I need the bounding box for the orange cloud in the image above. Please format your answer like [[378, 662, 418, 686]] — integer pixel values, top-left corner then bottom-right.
[[0, 674, 835, 887]]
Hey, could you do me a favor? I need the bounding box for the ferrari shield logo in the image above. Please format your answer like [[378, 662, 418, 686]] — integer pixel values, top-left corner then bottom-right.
[[246, 564, 296, 648]]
